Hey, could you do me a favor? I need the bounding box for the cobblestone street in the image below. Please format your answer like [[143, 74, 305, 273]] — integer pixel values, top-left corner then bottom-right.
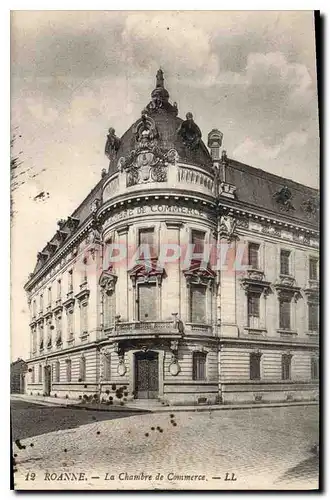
[[12, 404, 318, 490]]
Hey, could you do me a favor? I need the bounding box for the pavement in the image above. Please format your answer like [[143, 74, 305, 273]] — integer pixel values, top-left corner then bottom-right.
[[11, 393, 319, 413], [12, 403, 319, 491]]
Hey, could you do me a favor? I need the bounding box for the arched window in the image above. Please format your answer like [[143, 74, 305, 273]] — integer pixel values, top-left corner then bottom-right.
[[79, 356, 86, 381], [193, 352, 207, 381]]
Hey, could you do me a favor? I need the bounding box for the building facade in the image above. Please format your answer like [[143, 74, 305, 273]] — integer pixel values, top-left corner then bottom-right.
[[24, 71, 319, 405], [11, 358, 27, 394]]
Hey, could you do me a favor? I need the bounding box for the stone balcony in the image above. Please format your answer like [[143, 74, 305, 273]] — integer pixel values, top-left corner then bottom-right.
[[105, 320, 215, 338], [102, 161, 215, 204]]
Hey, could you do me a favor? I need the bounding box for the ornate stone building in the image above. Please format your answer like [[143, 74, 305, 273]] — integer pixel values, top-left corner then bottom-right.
[[24, 70, 319, 405]]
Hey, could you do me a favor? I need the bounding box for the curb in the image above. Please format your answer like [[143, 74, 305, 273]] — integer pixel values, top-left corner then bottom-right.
[[12, 396, 318, 413]]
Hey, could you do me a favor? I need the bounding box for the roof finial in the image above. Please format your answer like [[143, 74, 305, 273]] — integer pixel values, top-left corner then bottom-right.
[[156, 68, 164, 88]]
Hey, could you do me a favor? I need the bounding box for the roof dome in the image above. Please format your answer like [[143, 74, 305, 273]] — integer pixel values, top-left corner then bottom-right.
[[105, 70, 213, 176]]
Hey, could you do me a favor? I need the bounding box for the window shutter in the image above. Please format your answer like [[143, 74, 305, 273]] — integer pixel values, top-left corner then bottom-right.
[[190, 285, 206, 323], [279, 299, 291, 330], [138, 283, 156, 321]]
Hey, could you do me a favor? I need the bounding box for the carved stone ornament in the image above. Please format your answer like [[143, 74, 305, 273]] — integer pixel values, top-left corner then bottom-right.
[[117, 360, 127, 376], [169, 361, 181, 376], [177, 112, 202, 150], [302, 197, 320, 217], [105, 128, 120, 161], [273, 186, 295, 211], [99, 269, 117, 294], [219, 215, 237, 240]]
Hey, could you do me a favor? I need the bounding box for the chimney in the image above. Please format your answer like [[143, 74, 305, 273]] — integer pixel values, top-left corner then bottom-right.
[[207, 129, 223, 161]]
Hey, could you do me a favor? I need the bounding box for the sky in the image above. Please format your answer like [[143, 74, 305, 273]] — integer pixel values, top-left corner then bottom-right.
[[10, 10, 319, 361]]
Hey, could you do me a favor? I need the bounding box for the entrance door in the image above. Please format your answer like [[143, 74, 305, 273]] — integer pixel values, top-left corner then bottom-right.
[[135, 352, 159, 399], [44, 366, 51, 396]]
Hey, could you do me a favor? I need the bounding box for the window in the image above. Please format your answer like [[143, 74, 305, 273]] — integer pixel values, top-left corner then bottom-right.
[[248, 293, 260, 328], [80, 302, 88, 334], [32, 327, 37, 353], [281, 354, 292, 380], [138, 283, 157, 321], [139, 228, 156, 258], [57, 279, 62, 299], [68, 269, 73, 292], [193, 352, 207, 380], [309, 258, 318, 281], [308, 303, 319, 332], [66, 359, 72, 382], [279, 298, 291, 330], [248, 243, 260, 269], [250, 353, 261, 380], [31, 366, 35, 383], [39, 294, 43, 313], [280, 250, 291, 275], [55, 361, 60, 382], [311, 357, 319, 380], [67, 309, 74, 338], [103, 291, 115, 328], [32, 300, 37, 317], [79, 356, 86, 381], [189, 284, 206, 323], [55, 313, 62, 345], [48, 286, 52, 307], [38, 364, 42, 383], [191, 230, 205, 255], [103, 354, 111, 381]]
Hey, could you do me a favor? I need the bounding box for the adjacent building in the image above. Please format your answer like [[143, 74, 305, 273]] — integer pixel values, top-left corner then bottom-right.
[[24, 70, 319, 405]]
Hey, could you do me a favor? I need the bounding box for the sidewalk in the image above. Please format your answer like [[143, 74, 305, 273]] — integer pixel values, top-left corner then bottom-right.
[[11, 393, 318, 413]]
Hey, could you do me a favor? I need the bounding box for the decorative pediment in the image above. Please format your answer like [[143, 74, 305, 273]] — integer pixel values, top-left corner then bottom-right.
[[241, 270, 272, 296], [75, 288, 90, 303], [129, 258, 165, 286], [183, 259, 216, 286], [99, 269, 118, 294], [274, 276, 301, 301], [118, 142, 178, 188], [63, 296, 75, 310]]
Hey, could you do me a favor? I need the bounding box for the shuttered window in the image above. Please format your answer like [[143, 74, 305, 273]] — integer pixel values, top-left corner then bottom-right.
[[189, 285, 206, 323], [279, 298, 291, 330], [248, 243, 260, 269], [79, 357, 86, 381], [138, 283, 157, 321], [311, 357, 319, 380], [193, 352, 207, 380], [104, 291, 115, 328], [308, 303, 318, 332], [191, 230, 205, 255], [103, 354, 111, 381], [280, 250, 291, 275], [55, 361, 60, 382], [250, 353, 261, 380], [281, 354, 291, 380], [66, 360, 72, 382], [309, 258, 318, 281], [248, 293, 260, 328], [139, 228, 156, 258]]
